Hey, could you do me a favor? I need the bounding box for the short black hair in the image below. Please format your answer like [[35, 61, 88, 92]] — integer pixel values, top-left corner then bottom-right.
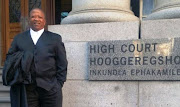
[[29, 8, 46, 20]]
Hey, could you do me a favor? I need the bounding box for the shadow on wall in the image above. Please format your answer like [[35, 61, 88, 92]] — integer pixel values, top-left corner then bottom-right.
[[131, 0, 139, 17]]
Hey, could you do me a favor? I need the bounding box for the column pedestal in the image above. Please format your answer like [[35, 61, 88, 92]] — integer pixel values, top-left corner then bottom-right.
[[146, 0, 180, 20], [61, 0, 139, 24]]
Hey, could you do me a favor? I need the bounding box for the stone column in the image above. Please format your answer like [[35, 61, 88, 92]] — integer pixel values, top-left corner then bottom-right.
[[146, 0, 180, 20], [61, 0, 139, 24]]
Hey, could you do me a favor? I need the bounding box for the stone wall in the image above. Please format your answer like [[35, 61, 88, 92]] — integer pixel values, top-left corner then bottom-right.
[[49, 19, 180, 107], [140, 19, 180, 107], [49, 21, 139, 107]]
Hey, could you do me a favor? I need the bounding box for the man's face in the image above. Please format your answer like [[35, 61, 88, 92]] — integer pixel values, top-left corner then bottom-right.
[[29, 9, 46, 31]]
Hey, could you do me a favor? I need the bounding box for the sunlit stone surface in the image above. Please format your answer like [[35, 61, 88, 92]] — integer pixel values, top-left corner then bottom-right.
[[61, 0, 139, 24]]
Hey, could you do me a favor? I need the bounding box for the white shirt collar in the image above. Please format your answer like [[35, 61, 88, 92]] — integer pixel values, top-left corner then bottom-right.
[[30, 28, 44, 45], [30, 28, 44, 35]]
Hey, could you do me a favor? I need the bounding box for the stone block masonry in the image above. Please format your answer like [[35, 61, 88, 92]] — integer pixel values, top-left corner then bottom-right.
[[49, 19, 180, 107]]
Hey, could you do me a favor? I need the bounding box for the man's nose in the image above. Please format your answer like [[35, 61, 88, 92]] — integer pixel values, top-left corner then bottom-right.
[[34, 17, 39, 20]]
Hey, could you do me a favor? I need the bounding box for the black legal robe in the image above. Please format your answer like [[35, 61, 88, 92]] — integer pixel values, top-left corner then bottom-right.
[[6, 30, 68, 91]]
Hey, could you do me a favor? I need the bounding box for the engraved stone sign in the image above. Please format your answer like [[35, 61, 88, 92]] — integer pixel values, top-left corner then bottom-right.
[[88, 38, 180, 80]]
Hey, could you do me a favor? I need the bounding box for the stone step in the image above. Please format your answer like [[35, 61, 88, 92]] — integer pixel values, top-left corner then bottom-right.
[[0, 68, 3, 75], [0, 68, 3, 84], [0, 85, 10, 92], [0, 92, 10, 98], [0, 103, 11, 107], [0, 68, 10, 107], [0, 97, 10, 103], [0, 77, 2, 83], [0, 82, 10, 91]]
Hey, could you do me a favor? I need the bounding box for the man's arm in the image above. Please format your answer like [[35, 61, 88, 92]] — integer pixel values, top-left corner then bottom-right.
[[2, 36, 19, 86], [6, 36, 18, 58], [55, 35, 68, 87]]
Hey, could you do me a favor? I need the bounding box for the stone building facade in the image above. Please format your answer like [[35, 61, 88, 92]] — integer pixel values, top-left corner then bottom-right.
[[1, 0, 180, 107]]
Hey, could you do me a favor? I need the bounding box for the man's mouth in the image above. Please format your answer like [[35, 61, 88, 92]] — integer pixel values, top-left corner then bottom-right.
[[34, 23, 40, 26]]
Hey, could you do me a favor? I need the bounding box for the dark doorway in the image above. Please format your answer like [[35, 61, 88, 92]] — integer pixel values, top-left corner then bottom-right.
[[131, 0, 140, 17], [55, 0, 72, 24]]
